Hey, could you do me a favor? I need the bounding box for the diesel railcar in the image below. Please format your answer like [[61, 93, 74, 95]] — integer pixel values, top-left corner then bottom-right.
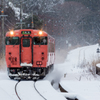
[[5, 29, 55, 80]]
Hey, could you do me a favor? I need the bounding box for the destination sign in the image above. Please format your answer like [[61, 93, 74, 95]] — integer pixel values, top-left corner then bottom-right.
[[21, 31, 31, 34]]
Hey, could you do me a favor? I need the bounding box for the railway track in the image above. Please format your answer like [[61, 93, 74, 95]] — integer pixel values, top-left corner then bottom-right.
[[15, 81, 21, 100], [0, 80, 66, 100], [14, 81, 46, 100], [34, 81, 47, 100]]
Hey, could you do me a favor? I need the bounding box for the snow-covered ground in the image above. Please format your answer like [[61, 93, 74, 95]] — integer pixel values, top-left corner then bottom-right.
[[58, 44, 100, 100], [0, 44, 100, 100], [0, 79, 66, 100], [0, 65, 66, 100]]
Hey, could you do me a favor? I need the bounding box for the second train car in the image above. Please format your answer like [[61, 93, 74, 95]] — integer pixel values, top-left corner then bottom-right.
[[5, 29, 55, 80]]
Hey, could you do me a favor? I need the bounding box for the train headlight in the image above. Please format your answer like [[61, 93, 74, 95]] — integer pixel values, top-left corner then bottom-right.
[[10, 31, 14, 36], [39, 31, 43, 35]]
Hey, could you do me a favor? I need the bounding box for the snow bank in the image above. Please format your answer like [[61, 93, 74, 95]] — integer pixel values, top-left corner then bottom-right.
[[60, 81, 100, 100], [65, 44, 99, 67], [35, 80, 66, 100], [59, 44, 100, 100]]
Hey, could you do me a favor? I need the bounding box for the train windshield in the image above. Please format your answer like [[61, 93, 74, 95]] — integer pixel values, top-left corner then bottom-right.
[[23, 39, 30, 47], [5, 37, 19, 45], [33, 37, 47, 45]]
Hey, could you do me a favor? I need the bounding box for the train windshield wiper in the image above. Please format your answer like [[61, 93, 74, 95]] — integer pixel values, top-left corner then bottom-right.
[[13, 41, 18, 47]]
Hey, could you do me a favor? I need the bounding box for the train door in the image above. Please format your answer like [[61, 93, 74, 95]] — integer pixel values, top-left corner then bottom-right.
[[20, 37, 32, 65]]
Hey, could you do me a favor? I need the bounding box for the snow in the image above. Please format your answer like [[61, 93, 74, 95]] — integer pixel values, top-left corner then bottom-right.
[[17, 81, 44, 100], [0, 79, 66, 100], [59, 44, 100, 100], [8, 2, 28, 19], [60, 81, 100, 100], [20, 63, 32, 66], [61, 93, 87, 100], [96, 63, 100, 68], [0, 80, 18, 100], [65, 44, 98, 68], [0, 44, 100, 100], [0, 87, 14, 100], [0, 69, 66, 100], [35, 80, 66, 100]]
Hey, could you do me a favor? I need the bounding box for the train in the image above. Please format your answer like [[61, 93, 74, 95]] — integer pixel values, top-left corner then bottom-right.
[[5, 29, 55, 80]]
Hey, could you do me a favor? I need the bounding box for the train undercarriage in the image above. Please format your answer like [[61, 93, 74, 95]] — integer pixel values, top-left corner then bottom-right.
[[7, 65, 54, 80]]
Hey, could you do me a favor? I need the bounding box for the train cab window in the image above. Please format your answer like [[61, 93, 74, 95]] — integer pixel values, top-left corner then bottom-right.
[[5, 37, 19, 45], [23, 39, 30, 47], [33, 37, 47, 45]]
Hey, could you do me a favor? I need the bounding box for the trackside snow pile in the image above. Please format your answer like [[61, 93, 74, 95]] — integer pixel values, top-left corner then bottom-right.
[[35, 80, 66, 100], [59, 44, 100, 100]]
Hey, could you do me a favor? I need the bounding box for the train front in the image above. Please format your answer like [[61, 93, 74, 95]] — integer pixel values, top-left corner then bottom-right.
[[5, 29, 49, 80]]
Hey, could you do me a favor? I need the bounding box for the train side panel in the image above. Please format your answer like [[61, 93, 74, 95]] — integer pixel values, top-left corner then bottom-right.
[[47, 35, 55, 67]]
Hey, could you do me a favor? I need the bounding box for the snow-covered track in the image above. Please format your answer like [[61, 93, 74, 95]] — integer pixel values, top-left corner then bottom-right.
[[35, 80, 66, 100], [34, 81, 47, 100], [15, 81, 44, 100], [15, 81, 21, 100], [0, 80, 66, 100]]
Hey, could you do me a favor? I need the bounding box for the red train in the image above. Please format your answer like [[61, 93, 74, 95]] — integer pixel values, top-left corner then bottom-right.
[[5, 29, 55, 80]]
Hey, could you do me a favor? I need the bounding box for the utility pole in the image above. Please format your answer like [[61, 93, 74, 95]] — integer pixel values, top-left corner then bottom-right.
[[1, 0, 4, 37], [20, 1, 22, 29], [0, 0, 7, 58], [16, 0, 25, 29]]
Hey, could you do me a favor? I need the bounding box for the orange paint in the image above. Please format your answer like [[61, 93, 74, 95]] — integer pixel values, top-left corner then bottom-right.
[[5, 29, 55, 69]]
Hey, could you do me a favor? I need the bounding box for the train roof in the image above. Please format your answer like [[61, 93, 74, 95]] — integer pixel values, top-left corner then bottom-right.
[[6, 29, 55, 40], [6, 29, 46, 35]]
